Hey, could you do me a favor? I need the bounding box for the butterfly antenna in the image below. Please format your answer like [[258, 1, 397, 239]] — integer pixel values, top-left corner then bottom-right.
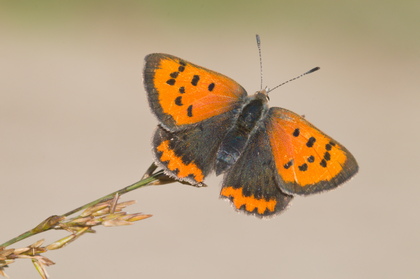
[[256, 34, 263, 90], [267, 66, 320, 94]]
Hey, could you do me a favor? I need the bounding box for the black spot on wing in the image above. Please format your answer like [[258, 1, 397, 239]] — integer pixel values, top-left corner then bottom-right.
[[187, 105, 193, 117], [284, 160, 294, 169], [170, 72, 179, 78], [298, 163, 308, 171], [178, 60, 186, 72], [175, 96, 183, 106], [208, 83, 215, 91], [306, 137, 316, 148], [191, 75, 200, 86], [166, 79, 176, 85]]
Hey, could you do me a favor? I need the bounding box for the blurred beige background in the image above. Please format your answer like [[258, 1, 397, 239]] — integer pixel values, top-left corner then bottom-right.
[[1, 1, 419, 278]]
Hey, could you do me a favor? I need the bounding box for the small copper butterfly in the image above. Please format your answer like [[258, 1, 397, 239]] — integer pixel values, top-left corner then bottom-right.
[[143, 50, 358, 217]]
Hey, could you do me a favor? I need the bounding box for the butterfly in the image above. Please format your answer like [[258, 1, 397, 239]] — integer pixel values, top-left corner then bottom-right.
[[143, 53, 358, 217]]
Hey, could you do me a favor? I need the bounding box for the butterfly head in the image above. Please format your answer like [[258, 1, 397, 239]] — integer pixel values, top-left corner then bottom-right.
[[253, 86, 270, 102]]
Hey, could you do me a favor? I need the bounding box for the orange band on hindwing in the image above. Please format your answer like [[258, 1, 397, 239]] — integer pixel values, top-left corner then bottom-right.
[[220, 186, 277, 215], [156, 140, 204, 183]]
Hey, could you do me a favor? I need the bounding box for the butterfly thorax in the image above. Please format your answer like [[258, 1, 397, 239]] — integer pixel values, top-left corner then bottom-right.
[[215, 90, 269, 175]]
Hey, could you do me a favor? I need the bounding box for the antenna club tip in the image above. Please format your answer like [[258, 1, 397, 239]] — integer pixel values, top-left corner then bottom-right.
[[306, 67, 320, 74]]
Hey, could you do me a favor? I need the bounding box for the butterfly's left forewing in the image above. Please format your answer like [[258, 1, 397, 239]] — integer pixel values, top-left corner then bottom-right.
[[144, 53, 247, 131], [265, 107, 358, 195]]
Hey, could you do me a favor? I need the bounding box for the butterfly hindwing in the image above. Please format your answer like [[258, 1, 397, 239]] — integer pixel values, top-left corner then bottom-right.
[[153, 110, 238, 185], [265, 107, 358, 195], [144, 53, 247, 131], [220, 124, 293, 217]]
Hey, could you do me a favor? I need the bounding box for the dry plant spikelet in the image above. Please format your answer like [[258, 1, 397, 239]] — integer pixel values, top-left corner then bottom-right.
[[0, 197, 151, 278]]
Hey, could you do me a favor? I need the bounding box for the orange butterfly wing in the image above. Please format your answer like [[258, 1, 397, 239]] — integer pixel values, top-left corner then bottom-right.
[[265, 107, 358, 195], [144, 53, 247, 130]]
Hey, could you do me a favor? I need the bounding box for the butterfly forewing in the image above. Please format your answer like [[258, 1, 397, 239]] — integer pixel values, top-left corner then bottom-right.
[[265, 107, 358, 195], [144, 53, 247, 131]]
